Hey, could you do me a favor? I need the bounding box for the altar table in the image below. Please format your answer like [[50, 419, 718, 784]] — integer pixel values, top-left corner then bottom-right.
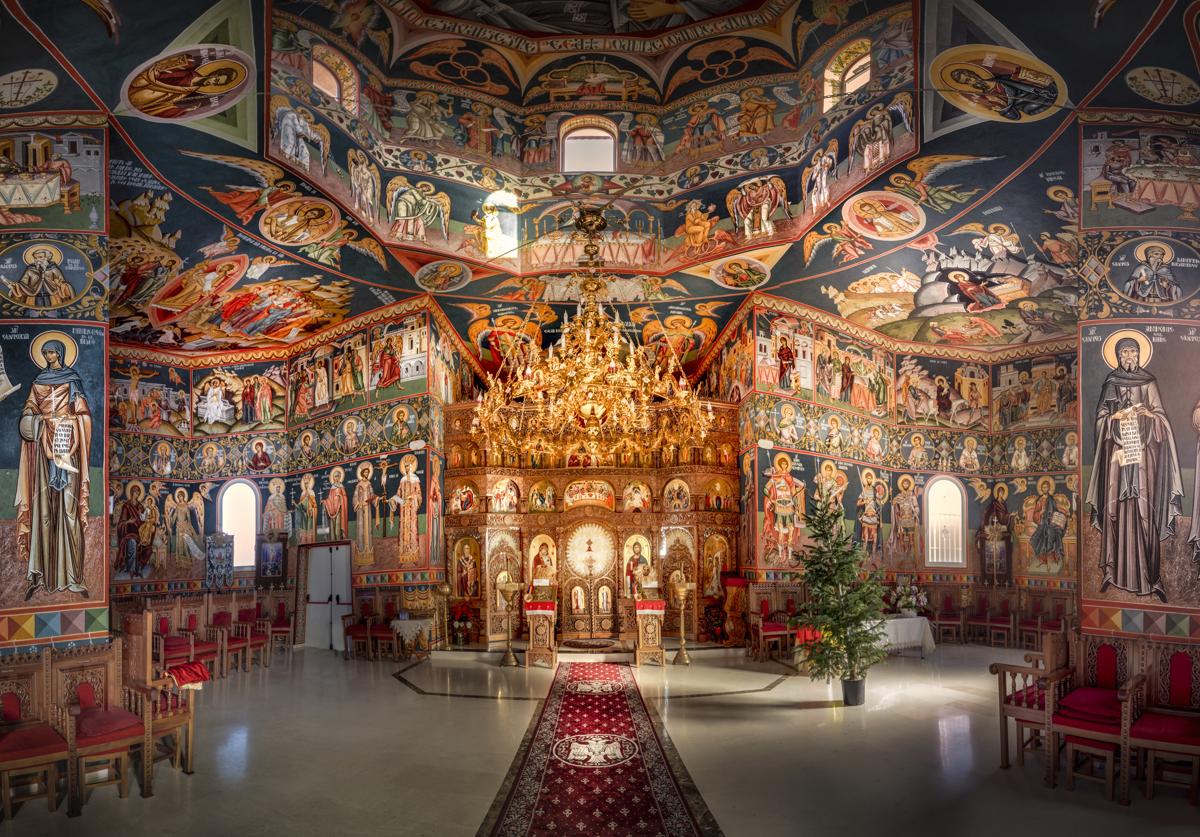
[[390, 617, 434, 658], [880, 615, 936, 659]]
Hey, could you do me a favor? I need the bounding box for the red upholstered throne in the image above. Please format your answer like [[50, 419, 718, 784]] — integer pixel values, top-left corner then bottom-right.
[[1120, 642, 1200, 805], [342, 597, 375, 660], [236, 605, 271, 669], [0, 648, 70, 820], [49, 639, 152, 817], [989, 632, 1069, 769], [1044, 634, 1140, 802], [931, 593, 964, 644]]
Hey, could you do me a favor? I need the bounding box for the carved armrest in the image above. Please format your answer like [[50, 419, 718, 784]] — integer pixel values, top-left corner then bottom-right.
[[1117, 672, 1147, 703], [46, 703, 69, 740], [988, 661, 1044, 678], [1023, 650, 1045, 666]]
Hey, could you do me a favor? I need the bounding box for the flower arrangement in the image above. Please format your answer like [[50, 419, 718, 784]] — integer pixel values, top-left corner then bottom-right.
[[450, 602, 474, 646], [890, 583, 928, 615]]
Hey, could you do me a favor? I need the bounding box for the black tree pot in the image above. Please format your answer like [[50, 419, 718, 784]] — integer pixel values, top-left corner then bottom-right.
[[841, 677, 865, 706]]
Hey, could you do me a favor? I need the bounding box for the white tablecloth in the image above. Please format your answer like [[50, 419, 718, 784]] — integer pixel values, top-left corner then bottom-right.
[[390, 617, 434, 649], [879, 616, 936, 658]]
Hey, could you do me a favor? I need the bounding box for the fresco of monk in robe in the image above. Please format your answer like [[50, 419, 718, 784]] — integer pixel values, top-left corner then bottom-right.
[[16, 337, 91, 600], [1086, 336, 1183, 602]]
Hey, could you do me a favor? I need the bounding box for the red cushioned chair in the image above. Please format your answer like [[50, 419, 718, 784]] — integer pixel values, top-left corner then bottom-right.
[[931, 593, 964, 644], [1045, 633, 1140, 800], [269, 599, 293, 659], [1121, 642, 1200, 805], [988, 595, 1016, 648], [236, 607, 271, 669], [0, 648, 70, 820], [1018, 594, 1070, 652], [370, 596, 402, 661], [179, 610, 222, 679], [989, 632, 1069, 769], [342, 597, 375, 660], [50, 639, 151, 817]]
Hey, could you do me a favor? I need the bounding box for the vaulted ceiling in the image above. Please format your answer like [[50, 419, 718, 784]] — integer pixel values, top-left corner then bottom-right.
[[4, 0, 1199, 369]]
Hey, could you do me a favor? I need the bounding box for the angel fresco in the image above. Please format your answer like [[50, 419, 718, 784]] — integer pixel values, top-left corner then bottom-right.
[[348, 149, 381, 223], [386, 176, 450, 243], [884, 155, 995, 212], [270, 98, 330, 173], [726, 175, 791, 239], [165, 485, 208, 565], [802, 222, 871, 265]]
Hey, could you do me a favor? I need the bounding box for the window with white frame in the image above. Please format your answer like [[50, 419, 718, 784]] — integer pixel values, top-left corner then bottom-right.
[[823, 38, 872, 112], [219, 480, 259, 568], [925, 476, 965, 566]]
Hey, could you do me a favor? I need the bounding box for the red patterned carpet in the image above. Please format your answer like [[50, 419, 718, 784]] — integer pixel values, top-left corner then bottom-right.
[[486, 662, 720, 836]]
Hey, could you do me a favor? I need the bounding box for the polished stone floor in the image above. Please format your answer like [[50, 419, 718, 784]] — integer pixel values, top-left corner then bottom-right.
[[12, 644, 1198, 836]]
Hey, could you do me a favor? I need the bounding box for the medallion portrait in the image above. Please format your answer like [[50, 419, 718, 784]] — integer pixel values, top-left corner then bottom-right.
[[259, 197, 341, 248], [841, 191, 925, 241], [0, 241, 93, 310], [1105, 238, 1200, 307], [930, 45, 1066, 124], [122, 45, 253, 122]]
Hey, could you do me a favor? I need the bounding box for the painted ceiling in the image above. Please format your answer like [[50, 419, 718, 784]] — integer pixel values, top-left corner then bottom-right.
[[2, 0, 1199, 370]]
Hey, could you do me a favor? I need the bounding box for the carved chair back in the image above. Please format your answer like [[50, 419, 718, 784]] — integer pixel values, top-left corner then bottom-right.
[[1145, 641, 1200, 709], [147, 596, 180, 638], [1068, 632, 1138, 690], [49, 638, 124, 712], [178, 594, 211, 634], [0, 649, 51, 726]]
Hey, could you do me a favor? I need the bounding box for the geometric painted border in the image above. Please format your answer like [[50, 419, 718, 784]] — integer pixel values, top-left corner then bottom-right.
[[1081, 603, 1200, 643], [354, 570, 446, 587], [0, 606, 109, 653]]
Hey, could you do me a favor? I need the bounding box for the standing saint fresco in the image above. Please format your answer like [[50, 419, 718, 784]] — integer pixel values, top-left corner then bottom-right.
[[1086, 332, 1183, 602], [16, 334, 91, 599]]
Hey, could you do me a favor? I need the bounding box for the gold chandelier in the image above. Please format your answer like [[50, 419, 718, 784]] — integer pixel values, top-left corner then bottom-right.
[[472, 206, 713, 462]]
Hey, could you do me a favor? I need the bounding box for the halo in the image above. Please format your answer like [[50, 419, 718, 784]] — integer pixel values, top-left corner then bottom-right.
[[357, 462, 374, 478], [300, 472, 315, 487], [1065, 431, 1078, 443], [1101, 328, 1153, 369], [195, 58, 248, 93], [269, 477, 285, 493], [897, 474, 914, 491], [1133, 240, 1174, 265], [773, 452, 792, 472], [22, 243, 62, 265], [1037, 476, 1055, 495], [873, 481, 889, 502], [994, 482, 1008, 499], [329, 465, 345, 482], [860, 467, 876, 486], [910, 433, 924, 445], [940, 61, 994, 85], [30, 331, 77, 368], [401, 453, 418, 472], [125, 479, 145, 498]]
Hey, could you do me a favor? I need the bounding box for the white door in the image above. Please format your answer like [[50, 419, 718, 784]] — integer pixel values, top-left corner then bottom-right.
[[329, 544, 352, 651], [305, 546, 333, 649]]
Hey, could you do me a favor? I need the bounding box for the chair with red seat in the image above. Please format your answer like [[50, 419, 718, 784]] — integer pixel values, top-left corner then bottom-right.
[[1045, 633, 1140, 797], [931, 592, 964, 644], [0, 648, 70, 820], [147, 598, 193, 675], [370, 595, 402, 661], [268, 596, 294, 659], [965, 593, 993, 644], [1019, 593, 1070, 652], [50, 639, 152, 817], [989, 632, 1069, 769], [177, 596, 222, 679], [1121, 642, 1200, 805], [342, 596, 375, 660], [236, 603, 271, 669], [988, 594, 1016, 648], [209, 595, 249, 675]]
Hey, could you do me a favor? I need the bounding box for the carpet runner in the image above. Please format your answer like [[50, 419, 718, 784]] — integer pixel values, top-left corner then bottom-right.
[[485, 662, 720, 836]]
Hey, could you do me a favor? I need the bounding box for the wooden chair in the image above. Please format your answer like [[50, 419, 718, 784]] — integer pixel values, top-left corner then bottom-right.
[[147, 597, 194, 673], [267, 595, 294, 660], [174, 596, 221, 679], [50, 639, 152, 817], [930, 593, 963, 644], [989, 633, 1069, 769], [988, 595, 1016, 648], [1065, 736, 1118, 801], [122, 611, 199, 780], [235, 595, 271, 669], [371, 595, 402, 661], [210, 594, 249, 675], [0, 649, 70, 820], [342, 596, 375, 660], [1121, 642, 1200, 805], [1045, 633, 1140, 800], [1018, 593, 1070, 652]]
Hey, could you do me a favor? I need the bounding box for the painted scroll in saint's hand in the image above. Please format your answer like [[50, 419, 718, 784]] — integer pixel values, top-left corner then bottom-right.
[[1116, 410, 1143, 466]]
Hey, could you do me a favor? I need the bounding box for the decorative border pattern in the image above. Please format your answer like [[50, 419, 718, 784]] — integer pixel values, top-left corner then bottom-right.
[[0, 606, 108, 650], [1081, 602, 1200, 643]]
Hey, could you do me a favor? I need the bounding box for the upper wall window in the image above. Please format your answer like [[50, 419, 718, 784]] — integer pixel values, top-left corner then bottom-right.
[[312, 45, 359, 114], [824, 38, 872, 112], [561, 118, 617, 173], [925, 476, 965, 567], [219, 480, 260, 568]]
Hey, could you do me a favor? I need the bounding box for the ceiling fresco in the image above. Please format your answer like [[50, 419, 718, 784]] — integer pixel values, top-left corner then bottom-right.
[[0, 0, 1198, 371]]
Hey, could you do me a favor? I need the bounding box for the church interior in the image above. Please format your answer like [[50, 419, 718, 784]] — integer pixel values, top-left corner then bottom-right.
[[1, 0, 1199, 834]]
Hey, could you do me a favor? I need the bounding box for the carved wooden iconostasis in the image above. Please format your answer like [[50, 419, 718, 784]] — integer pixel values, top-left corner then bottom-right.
[[444, 402, 740, 647]]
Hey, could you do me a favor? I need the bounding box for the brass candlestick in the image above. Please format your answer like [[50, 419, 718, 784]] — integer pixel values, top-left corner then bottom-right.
[[498, 580, 521, 667], [670, 573, 695, 666]]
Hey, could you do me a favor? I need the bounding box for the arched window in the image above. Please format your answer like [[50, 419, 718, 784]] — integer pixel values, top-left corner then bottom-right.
[[219, 480, 260, 568], [560, 117, 617, 173], [823, 38, 872, 112], [925, 476, 966, 566], [312, 45, 359, 114]]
